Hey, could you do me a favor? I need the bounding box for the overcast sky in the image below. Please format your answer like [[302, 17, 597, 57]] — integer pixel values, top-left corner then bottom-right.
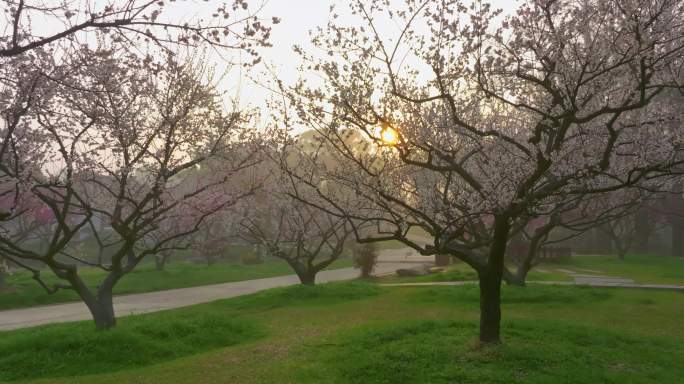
[[236, 0, 337, 119], [161, 0, 523, 128]]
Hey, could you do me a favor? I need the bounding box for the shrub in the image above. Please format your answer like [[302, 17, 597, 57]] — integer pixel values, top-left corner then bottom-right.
[[354, 243, 378, 278]]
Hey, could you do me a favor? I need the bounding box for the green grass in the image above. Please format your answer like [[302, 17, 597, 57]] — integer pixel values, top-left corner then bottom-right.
[[0, 307, 264, 382], [222, 281, 381, 311], [1, 281, 682, 384], [0, 258, 354, 311], [377, 262, 572, 284], [377, 253, 683, 285], [302, 318, 683, 384], [544, 254, 684, 284], [0, 282, 379, 383]]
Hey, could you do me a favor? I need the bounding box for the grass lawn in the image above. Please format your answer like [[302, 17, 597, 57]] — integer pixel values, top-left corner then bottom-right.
[[377, 253, 684, 286], [543, 254, 684, 284], [1, 281, 682, 383], [0, 258, 354, 311], [378, 262, 573, 284]]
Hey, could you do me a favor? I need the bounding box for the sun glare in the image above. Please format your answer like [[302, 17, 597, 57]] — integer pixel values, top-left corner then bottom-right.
[[380, 127, 399, 145]]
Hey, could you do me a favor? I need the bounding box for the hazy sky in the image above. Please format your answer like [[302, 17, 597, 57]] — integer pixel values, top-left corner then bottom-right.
[[10, 0, 521, 116], [224, 0, 332, 110], [205, 0, 521, 115], [119, 0, 523, 132]]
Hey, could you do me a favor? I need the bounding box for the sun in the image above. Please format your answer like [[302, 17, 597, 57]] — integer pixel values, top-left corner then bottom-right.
[[380, 126, 399, 145]]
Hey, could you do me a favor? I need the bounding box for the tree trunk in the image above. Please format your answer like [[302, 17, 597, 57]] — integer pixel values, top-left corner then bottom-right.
[[89, 292, 117, 330], [297, 272, 316, 286], [155, 253, 169, 271], [508, 267, 527, 287], [615, 241, 627, 260], [286, 259, 317, 286], [205, 253, 216, 266], [73, 282, 117, 330], [479, 271, 502, 343], [0, 258, 9, 289], [610, 233, 627, 261], [478, 215, 511, 344], [594, 227, 612, 255], [633, 207, 651, 253], [435, 254, 451, 266], [672, 219, 684, 257], [507, 239, 543, 287], [66, 269, 119, 330]]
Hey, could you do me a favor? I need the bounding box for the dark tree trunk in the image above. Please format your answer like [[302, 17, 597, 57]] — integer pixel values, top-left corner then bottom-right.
[[633, 207, 651, 253], [205, 253, 216, 266], [672, 219, 684, 257], [90, 291, 117, 330], [72, 280, 117, 330], [286, 259, 318, 286], [435, 254, 451, 266], [0, 258, 6, 288], [507, 240, 542, 287], [66, 269, 119, 330], [665, 183, 684, 257], [508, 267, 527, 287], [155, 253, 169, 271], [615, 244, 627, 260], [609, 232, 628, 260], [594, 227, 612, 255], [479, 272, 502, 343], [504, 221, 554, 287], [478, 215, 511, 344], [297, 271, 316, 286]]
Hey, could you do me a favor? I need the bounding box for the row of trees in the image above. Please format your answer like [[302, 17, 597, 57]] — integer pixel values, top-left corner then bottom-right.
[[0, 0, 364, 330], [2, 0, 684, 346]]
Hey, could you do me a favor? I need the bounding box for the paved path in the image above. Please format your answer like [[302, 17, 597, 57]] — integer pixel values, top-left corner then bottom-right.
[[380, 260, 684, 290], [553, 268, 638, 285], [380, 280, 684, 291], [0, 262, 420, 331]]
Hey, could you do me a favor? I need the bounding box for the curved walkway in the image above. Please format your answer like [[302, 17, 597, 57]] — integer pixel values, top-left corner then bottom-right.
[[0, 262, 422, 331]]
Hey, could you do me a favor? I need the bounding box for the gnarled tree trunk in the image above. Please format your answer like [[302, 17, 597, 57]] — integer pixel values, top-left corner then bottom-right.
[[90, 288, 117, 330], [478, 215, 511, 344], [633, 207, 652, 253], [288, 260, 320, 286], [297, 270, 317, 285], [0, 258, 9, 289], [155, 252, 170, 271], [66, 270, 119, 330], [672, 218, 684, 257]]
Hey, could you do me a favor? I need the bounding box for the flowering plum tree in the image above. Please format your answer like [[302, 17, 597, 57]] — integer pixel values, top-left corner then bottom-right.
[[279, 0, 684, 343], [1, 0, 274, 233], [504, 187, 652, 285], [0, 0, 274, 329], [1, 51, 260, 329], [239, 152, 353, 285]]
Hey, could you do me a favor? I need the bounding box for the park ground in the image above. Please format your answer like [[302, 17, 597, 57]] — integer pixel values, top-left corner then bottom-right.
[[0, 253, 683, 383], [0, 258, 354, 310]]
